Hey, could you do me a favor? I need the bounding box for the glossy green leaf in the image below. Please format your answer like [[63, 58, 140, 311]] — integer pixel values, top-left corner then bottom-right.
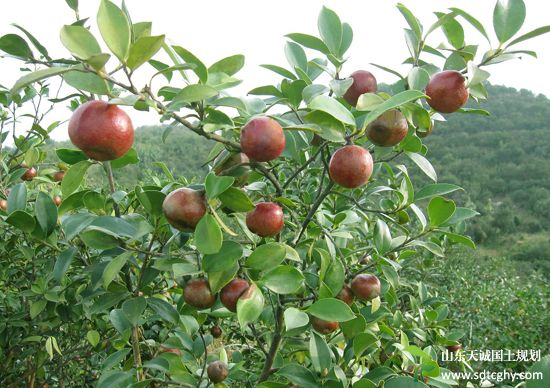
[[408, 67, 430, 91], [111, 148, 139, 169], [172, 45, 208, 83], [236, 283, 264, 328], [246, 242, 286, 271], [61, 160, 93, 197], [7, 183, 26, 213], [35, 192, 58, 236], [53, 247, 77, 281], [147, 297, 179, 324], [60, 25, 101, 59], [416, 183, 462, 201], [97, 0, 131, 61], [0, 33, 33, 58], [30, 300, 47, 319], [11, 66, 72, 94], [307, 298, 355, 322], [172, 84, 218, 104], [308, 95, 355, 126], [286, 33, 330, 55], [6, 211, 35, 233], [428, 196, 456, 226], [353, 332, 378, 358], [397, 3, 422, 39], [218, 187, 255, 212], [208, 261, 239, 293], [205, 172, 234, 199], [209, 54, 245, 76], [277, 363, 318, 388], [309, 332, 331, 373], [507, 26, 550, 47], [284, 307, 309, 332], [441, 207, 479, 226], [493, 0, 526, 43], [87, 330, 100, 347], [385, 376, 428, 388], [406, 152, 437, 182], [262, 265, 304, 294], [80, 227, 121, 250], [526, 355, 550, 388], [359, 90, 425, 127], [56, 148, 88, 164], [102, 251, 131, 289], [122, 296, 147, 326], [374, 219, 392, 254], [285, 42, 308, 72], [64, 70, 111, 95], [127, 35, 165, 70], [195, 214, 222, 254], [318, 6, 342, 55], [203, 241, 243, 273]]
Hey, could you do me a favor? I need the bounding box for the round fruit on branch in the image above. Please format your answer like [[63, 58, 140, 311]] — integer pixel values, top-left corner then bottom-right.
[[336, 285, 354, 306], [68, 100, 134, 161], [240, 116, 285, 162], [366, 109, 408, 147], [343, 70, 378, 107], [210, 325, 222, 338], [246, 202, 284, 237], [53, 196, 62, 206], [311, 316, 339, 334], [220, 278, 250, 312], [162, 188, 207, 231], [447, 344, 462, 353], [183, 278, 215, 309], [351, 274, 381, 300], [214, 151, 251, 186], [425, 70, 469, 113], [52, 171, 65, 182], [207, 360, 229, 383], [329, 145, 373, 188], [0, 199, 7, 211], [21, 167, 37, 181]]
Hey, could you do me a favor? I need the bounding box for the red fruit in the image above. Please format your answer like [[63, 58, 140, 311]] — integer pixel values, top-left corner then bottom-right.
[[343, 70, 378, 106], [246, 202, 284, 237], [336, 285, 354, 306], [52, 171, 65, 182], [207, 360, 229, 383], [162, 188, 206, 231], [425, 70, 469, 113], [220, 278, 250, 312], [159, 347, 182, 356], [366, 109, 408, 147], [329, 145, 373, 188], [21, 167, 37, 181], [53, 196, 62, 206], [447, 344, 462, 353], [0, 199, 7, 211], [351, 274, 381, 300], [183, 278, 215, 309], [311, 317, 339, 334], [240, 116, 285, 162], [210, 326, 222, 338], [68, 100, 134, 161]]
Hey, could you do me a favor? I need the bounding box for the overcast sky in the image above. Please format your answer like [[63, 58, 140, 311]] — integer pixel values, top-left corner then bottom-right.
[[1, 0, 549, 140]]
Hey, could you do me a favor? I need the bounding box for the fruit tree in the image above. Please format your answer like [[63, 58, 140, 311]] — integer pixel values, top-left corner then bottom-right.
[[0, 0, 549, 387]]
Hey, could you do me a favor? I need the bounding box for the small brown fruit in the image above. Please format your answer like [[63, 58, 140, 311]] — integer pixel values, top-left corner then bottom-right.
[[351, 274, 381, 301], [52, 171, 65, 182], [210, 326, 222, 338], [246, 202, 284, 237], [329, 145, 373, 188], [22, 167, 37, 181], [447, 344, 462, 353], [336, 285, 354, 306], [0, 199, 7, 211], [220, 278, 250, 312], [425, 70, 469, 113], [162, 188, 207, 231], [207, 360, 229, 383], [240, 116, 285, 162], [311, 317, 339, 334], [53, 196, 62, 206], [183, 278, 215, 309], [343, 70, 378, 107], [366, 109, 408, 147]]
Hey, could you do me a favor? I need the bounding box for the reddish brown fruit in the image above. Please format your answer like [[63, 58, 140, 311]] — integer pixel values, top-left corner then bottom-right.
[[360, 254, 372, 265], [214, 152, 250, 186], [162, 188, 207, 231], [210, 326, 222, 338], [351, 274, 381, 300], [329, 145, 373, 188], [447, 344, 462, 353], [366, 109, 408, 147], [159, 347, 182, 356], [246, 202, 284, 237], [183, 278, 215, 309], [53, 196, 62, 206], [336, 285, 354, 306], [21, 167, 37, 181], [52, 171, 65, 182], [343, 70, 378, 106], [240, 116, 285, 162], [207, 360, 229, 383], [220, 278, 250, 312], [311, 317, 339, 334], [425, 70, 469, 113], [0, 199, 7, 211], [68, 100, 134, 161]]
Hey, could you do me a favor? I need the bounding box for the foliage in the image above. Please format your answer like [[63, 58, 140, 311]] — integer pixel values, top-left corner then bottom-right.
[[0, 0, 549, 387]]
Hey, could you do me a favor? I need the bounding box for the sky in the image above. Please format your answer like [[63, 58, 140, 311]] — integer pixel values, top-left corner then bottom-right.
[[1, 0, 549, 140]]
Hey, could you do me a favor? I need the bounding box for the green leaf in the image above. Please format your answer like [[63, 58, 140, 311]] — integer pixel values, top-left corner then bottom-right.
[[262, 265, 304, 294], [172, 84, 218, 104], [64, 70, 111, 95], [80, 227, 121, 250], [7, 183, 26, 213], [61, 160, 93, 197], [507, 25, 550, 47], [172, 45, 208, 83], [205, 172, 234, 199], [35, 192, 58, 236], [406, 152, 437, 182], [303, 110, 346, 143], [277, 364, 318, 388], [260, 64, 297, 80], [0, 33, 33, 59], [110, 309, 131, 333], [218, 187, 255, 212], [416, 183, 462, 201], [127, 35, 165, 70], [285, 33, 330, 55], [353, 332, 378, 358], [203, 241, 243, 273], [526, 355, 550, 388], [467, 61, 490, 87], [143, 357, 170, 373], [56, 148, 88, 164], [449, 8, 490, 44], [358, 90, 425, 126], [397, 3, 422, 40], [147, 297, 179, 324], [285, 42, 308, 72], [87, 330, 100, 347], [441, 207, 479, 226], [236, 283, 264, 328], [53, 247, 77, 281], [318, 6, 342, 55], [310, 332, 332, 373], [411, 240, 444, 257], [307, 298, 355, 322], [374, 219, 392, 254], [356, 93, 384, 111], [101, 348, 131, 370], [30, 300, 47, 319], [136, 189, 165, 217], [284, 307, 309, 332], [97, 0, 131, 60], [65, 0, 78, 12], [195, 214, 223, 255], [102, 251, 131, 289], [11, 24, 49, 59], [425, 11, 459, 37], [111, 148, 139, 169], [443, 232, 476, 249], [428, 196, 456, 227], [385, 376, 428, 388], [308, 95, 355, 126], [246, 242, 286, 271], [6, 211, 35, 233], [122, 296, 146, 326], [11, 67, 72, 94], [493, 0, 526, 43], [208, 261, 239, 294], [208, 54, 245, 76], [59, 25, 101, 59], [408, 67, 430, 91]]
